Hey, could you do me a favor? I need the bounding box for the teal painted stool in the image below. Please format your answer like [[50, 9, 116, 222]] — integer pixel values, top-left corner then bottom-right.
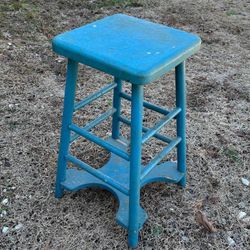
[[52, 14, 200, 248]]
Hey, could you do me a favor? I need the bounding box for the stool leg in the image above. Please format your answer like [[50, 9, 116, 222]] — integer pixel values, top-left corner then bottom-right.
[[128, 84, 144, 248], [55, 59, 78, 198], [112, 77, 122, 139], [175, 62, 186, 187]]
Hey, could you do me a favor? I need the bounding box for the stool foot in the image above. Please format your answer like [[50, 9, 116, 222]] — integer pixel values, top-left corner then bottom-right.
[[128, 231, 139, 248], [55, 186, 64, 198], [178, 175, 186, 188]]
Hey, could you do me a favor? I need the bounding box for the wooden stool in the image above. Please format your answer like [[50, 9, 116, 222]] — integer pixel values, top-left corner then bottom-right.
[[52, 14, 201, 248]]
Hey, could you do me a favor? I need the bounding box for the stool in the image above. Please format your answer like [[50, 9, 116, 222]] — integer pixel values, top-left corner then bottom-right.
[[52, 14, 200, 248]]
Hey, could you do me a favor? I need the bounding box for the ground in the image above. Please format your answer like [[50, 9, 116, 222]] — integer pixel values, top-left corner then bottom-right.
[[0, 0, 249, 249]]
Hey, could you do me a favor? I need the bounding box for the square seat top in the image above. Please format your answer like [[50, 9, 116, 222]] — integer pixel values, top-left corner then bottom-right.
[[52, 14, 201, 84]]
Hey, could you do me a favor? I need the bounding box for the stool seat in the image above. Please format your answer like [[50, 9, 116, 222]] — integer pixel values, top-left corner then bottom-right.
[[52, 14, 201, 84]]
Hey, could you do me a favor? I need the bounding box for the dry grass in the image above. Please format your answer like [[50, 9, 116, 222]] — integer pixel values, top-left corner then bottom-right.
[[0, 0, 249, 249]]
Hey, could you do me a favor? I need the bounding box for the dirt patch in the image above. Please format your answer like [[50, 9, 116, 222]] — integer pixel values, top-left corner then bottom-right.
[[0, 0, 249, 249]]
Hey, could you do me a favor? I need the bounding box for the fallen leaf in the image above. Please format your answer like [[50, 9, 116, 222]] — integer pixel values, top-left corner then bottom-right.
[[194, 200, 203, 210], [195, 210, 217, 233]]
